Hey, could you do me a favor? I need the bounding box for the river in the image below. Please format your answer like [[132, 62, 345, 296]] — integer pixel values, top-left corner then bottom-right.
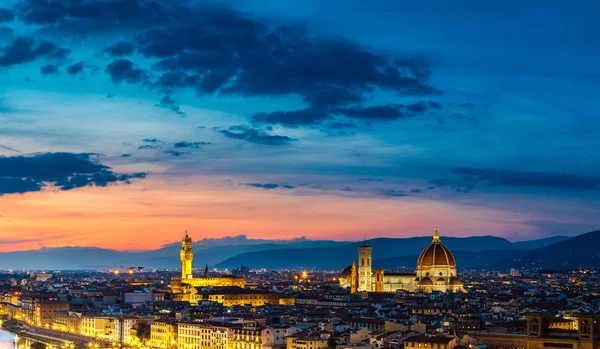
[[0, 328, 43, 349], [0, 328, 19, 349]]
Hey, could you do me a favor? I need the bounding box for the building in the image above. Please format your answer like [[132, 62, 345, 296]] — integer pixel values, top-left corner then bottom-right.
[[81, 315, 113, 338], [198, 287, 279, 307], [404, 335, 457, 349], [177, 322, 212, 349], [474, 313, 600, 349], [53, 310, 82, 333], [261, 326, 302, 349], [151, 320, 178, 349], [286, 333, 328, 349], [35, 300, 70, 326], [171, 232, 245, 299], [339, 229, 465, 293]]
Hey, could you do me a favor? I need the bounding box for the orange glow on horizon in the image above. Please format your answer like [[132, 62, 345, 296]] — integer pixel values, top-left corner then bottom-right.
[[0, 175, 536, 252]]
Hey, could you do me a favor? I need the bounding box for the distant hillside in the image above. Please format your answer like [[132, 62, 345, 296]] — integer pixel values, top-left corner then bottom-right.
[[215, 232, 598, 270], [512, 236, 569, 250], [0, 237, 349, 270], [513, 230, 600, 269], [0, 232, 594, 271], [216, 235, 518, 269]]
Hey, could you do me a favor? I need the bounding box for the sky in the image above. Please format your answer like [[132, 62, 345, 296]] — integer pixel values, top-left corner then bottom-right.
[[1, 0, 599, 252]]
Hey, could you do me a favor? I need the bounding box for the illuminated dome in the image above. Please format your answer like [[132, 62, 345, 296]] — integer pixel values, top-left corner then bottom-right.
[[417, 228, 456, 268], [340, 265, 353, 278]]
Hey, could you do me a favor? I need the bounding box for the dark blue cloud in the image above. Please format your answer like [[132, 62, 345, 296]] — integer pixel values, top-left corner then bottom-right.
[[0, 37, 67, 67], [103, 41, 134, 57], [105, 59, 146, 84], [220, 125, 293, 146], [0, 26, 13, 39], [334, 105, 406, 121], [251, 108, 330, 127], [40, 64, 59, 75], [163, 150, 189, 157], [66, 61, 85, 76], [432, 168, 600, 193], [0, 8, 14, 23], [14, 0, 181, 35], [173, 141, 209, 149], [453, 168, 600, 189], [246, 183, 294, 190], [138, 145, 158, 150], [327, 122, 357, 129], [0, 153, 146, 195], [377, 189, 408, 197], [154, 95, 185, 116]]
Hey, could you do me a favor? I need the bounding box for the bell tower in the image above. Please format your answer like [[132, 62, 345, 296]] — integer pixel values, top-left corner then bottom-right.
[[358, 243, 372, 292], [180, 231, 194, 279]]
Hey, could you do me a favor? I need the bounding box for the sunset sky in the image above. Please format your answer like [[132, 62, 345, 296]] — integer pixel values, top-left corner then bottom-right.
[[1, 0, 599, 252]]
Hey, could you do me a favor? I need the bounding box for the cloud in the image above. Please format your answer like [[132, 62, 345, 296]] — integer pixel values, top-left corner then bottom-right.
[[334, 105, 406, 120], [11, 2, 442, 129], [66, 61, 85, 76], [251, 108, 330, 127], [103, 41, 134, 56], [0, 8, 14, 23], [154, 95, 185, 116], [432, 168, 600, 193], [452, 167, 600, 189], [219, 125, 293, 146], [142, 138, 160, 143], [40, 64, 59, 75], [87, 5, 439, 125], [138, 145, 158, 150], [0, 152, 146, 196], [377, 188, 409, 197], [246, 183, 294, 190], [173, 141, 209, 149], [0, 36, 68, 67], [327, 122, 357, 129], [0, 26, 13, 40], [105, 59, 146, 84], [163, 150, 189, 157], [14, 0, 181, 35]]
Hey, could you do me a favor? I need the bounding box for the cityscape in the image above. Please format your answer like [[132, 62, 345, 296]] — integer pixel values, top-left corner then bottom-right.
[[0, 230, 599, 349], [1, 1, 600, 349]]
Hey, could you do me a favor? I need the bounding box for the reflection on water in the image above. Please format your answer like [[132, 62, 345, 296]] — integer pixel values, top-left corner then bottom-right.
[[0, 329, 20, 349], [0, 329, 49, 349]]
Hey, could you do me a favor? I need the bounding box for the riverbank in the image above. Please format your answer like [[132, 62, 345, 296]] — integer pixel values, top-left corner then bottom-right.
[[1, 320, 68, 347]]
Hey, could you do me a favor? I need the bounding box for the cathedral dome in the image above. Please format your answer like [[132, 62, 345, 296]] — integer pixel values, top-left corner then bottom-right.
[[417, 228, 456, 268], [340, 265, 353, 278]]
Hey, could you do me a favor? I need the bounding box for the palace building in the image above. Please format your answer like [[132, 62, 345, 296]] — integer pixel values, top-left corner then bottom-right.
[[171, 232, 245, 297], [339, 228, 465, 293]]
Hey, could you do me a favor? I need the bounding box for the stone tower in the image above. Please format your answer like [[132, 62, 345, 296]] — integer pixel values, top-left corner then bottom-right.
[[358, 244, 372, 292], [180, 231, 194, 279]]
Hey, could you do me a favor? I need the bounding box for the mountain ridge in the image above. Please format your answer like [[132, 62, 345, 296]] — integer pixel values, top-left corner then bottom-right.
[[0, 233, 579, 270]]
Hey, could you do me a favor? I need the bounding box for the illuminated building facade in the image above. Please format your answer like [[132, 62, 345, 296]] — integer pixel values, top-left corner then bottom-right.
[[171, 232, 245, 300], [340, 229, 465, 293], [475, 313, 600, 349], [150, 320, 178, 349]]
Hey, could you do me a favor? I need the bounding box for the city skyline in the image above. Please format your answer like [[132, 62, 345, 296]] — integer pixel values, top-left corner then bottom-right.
[[1, 0, 600, 252]]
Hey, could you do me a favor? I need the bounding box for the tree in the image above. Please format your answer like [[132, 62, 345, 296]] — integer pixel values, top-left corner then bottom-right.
[[327, 334, 337, 349], [136, 322, 151, 342]]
